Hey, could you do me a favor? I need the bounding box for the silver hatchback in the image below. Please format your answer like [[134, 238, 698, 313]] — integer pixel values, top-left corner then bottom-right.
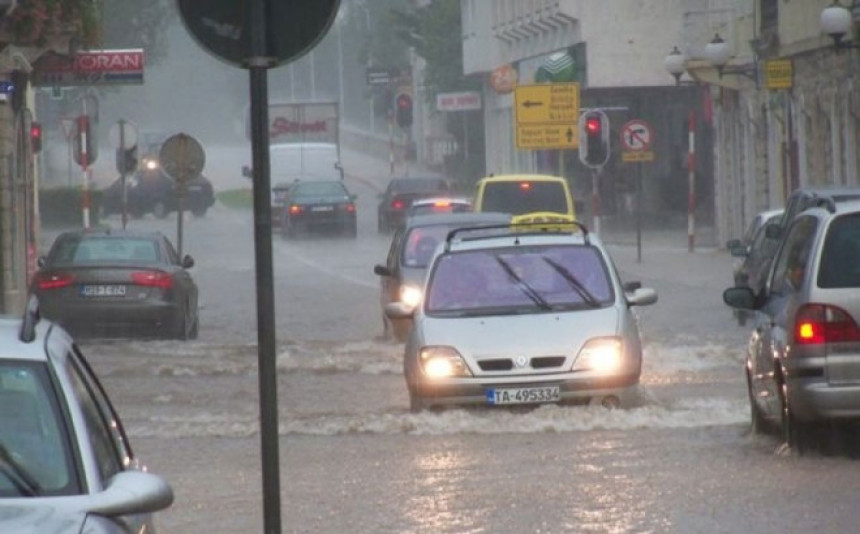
[[386, 222, 658, 412], [724, 199, 860, 453]]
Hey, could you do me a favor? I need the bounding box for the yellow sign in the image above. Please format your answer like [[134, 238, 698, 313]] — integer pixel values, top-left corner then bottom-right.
[[765, 59, 793, 90], [516, 124, 577, 150], [622, 151, 654, 163], [514, 83, 580, 149]]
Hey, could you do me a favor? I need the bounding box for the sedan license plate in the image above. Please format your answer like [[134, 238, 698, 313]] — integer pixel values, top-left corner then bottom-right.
[[81, 284, 127, 297], [486, 386, 560, 405], [311, 206, 334, 212]]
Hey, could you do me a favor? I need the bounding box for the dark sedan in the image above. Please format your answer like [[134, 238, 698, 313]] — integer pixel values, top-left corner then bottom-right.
[[30, 229, 199, 340], [280, 180, 357, 239], [373, 211, 511, 341], [101, 167, 215, 219], [377, 176, 454, 233]]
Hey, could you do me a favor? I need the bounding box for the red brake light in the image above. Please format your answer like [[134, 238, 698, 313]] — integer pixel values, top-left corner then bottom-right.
[[794, 304, 860, 345], [519, 182, 531, 191], [392, 199, 405, 210], [36, 272, 74, 290], [433, 201, 451, 208], [345, 203, 356, 213], [289, 205, 303, 215], [131, 270, 173, 289]]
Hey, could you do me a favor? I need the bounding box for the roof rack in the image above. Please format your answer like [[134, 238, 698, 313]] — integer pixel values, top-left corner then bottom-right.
[[444, 221, 590, 251], [19, 295, 40, 343]]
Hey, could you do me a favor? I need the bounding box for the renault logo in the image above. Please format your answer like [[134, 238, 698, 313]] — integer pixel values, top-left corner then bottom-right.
[[514, 355, 529, 368]]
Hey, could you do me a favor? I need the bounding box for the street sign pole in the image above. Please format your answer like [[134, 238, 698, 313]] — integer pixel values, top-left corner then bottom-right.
[[119, 119, 128, 230], [78, 113, 89, 229]]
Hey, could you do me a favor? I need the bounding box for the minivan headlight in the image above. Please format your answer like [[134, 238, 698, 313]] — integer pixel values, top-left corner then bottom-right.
[[419, 346, 472, 378], [399, 285, 422, 308], [572, 337, 623, 373]]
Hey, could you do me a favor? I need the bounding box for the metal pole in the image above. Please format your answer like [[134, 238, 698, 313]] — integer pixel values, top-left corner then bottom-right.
[[119, 119, 128, 230], [248, 0, 281, 532], [636, 162, 643, 263], [591, 167, 600, 234], [78, 113, 90, 229], [687, 111, 696, 252]]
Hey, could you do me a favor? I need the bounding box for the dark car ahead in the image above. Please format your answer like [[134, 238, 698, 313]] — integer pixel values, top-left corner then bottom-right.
[[31, 229, 199, 340], [280, 180, 357, 239], [377, 176, 454, 233], [101, 167, 215, 219], [373, 212, 511, 341], [726, 208, 783, 325]]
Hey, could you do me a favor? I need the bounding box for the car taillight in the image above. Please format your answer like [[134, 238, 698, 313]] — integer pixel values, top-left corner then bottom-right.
[[794, 304, 860, 345], [391, 199, 405, 210], [131, 270, 173, 289], [345, 203, 356, 213], [289, 205, 303, 215], [35, 272, 74, 290]]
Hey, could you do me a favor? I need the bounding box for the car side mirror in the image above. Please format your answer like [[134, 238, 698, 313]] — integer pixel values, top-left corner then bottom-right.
[[242, 165, 252, 179], [373, 264, 392, 277], [182, 254, 195, 269], [37, 256, 46, 269]]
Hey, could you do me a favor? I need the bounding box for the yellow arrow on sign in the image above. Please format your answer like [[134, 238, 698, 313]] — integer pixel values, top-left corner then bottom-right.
[[514, 83, 579, 124]]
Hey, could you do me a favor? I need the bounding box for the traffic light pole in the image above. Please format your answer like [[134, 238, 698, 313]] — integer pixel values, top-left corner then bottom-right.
[[591, 167, 601, 235]]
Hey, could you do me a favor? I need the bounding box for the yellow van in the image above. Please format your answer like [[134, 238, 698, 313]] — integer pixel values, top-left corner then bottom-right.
[[472, 174, 577, 225]]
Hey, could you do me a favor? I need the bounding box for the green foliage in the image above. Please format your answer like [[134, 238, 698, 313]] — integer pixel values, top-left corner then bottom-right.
[[100, 0, 174, 65], [3, 0, 101, 47], [390, 0, 480, 103], [39, 187, 102, 228]]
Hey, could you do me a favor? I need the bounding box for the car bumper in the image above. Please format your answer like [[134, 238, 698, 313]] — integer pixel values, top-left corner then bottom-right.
[[788, 377, 860, 421], [40, 299, 182, 338], [410, 373, 640, 409]]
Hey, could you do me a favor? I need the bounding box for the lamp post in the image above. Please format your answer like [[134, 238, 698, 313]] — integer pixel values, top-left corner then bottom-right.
[[820, 1, 860, 49], [664, 46, 687, 86], [703, 33, 758, 85]]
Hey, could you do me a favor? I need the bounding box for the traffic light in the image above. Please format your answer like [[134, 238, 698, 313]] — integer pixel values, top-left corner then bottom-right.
[[579, 110, 610, 168], [116, 145, 138, 174], [395, 92, 413, 129], [30, 122, 42, 154]]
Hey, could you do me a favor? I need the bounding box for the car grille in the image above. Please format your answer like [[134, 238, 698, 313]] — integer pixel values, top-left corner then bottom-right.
[[477, 356, 567, 371]]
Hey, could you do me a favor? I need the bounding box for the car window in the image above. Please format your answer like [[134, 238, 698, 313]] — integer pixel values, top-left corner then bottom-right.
[[481, 181, 568, 215], [0, 360, 76, 496], [292, 181, 348, 197], [50, 236, 161, 265], [425, 244, 612, 314], [770, 215, 818, 295], [401, 226, 450, 268], [818, 212, 860, 288], [64, 354, 126, 484]]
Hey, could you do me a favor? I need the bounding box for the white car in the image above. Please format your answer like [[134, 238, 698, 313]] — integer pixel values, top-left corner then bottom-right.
[[386, 221, 658, 412], [0, 298, 173, 533]]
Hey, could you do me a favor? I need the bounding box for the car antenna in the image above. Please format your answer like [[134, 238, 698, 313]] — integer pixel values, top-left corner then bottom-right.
[[19, 295, 40, 343]]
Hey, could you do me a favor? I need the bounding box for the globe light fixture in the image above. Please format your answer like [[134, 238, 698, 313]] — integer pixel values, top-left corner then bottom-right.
[[820, 1, 860, 49], [664, 46, 687, 85]]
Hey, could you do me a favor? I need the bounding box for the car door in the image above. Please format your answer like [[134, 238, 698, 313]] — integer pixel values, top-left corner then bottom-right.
[[751, 215, 819, 417], [381, 228, 405, 307]]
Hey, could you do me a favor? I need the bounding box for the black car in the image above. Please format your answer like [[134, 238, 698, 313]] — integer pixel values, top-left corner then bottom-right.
[[279, 180, 357, 239], [101, 166, 215, 219], [726, 209, 783, 325], [31, 228, 200, 340], [377, 176, 454, 233]]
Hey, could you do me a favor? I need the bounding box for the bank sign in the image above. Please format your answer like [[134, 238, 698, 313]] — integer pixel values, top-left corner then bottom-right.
[[32, 49, 145, 86]]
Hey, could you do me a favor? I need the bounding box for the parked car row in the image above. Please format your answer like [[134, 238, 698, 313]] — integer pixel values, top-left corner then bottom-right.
[[723, 186, 860, 454]]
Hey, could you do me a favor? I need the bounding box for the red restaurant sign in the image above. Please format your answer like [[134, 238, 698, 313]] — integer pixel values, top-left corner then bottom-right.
[[32, 49, 145, 86]]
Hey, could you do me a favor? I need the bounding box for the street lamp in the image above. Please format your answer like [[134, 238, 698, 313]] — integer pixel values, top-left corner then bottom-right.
[[664, 46, 687, 85], [820, 1, 860, 49], [703, 33, 758, 85]]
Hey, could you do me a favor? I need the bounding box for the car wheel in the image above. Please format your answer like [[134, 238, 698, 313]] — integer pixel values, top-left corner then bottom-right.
[[152, 201, 169, 219], [378, 215, 388, 234], [747, 372, 769, 435], [176, 302, 195, 341], [189, 313, 199, 340], [409, 390, 425, 413], [781, 381, 808, 454], [347, 224, 357, 239]]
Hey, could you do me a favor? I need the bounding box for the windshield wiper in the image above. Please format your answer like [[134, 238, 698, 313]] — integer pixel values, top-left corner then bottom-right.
[[541, 257, 601, 308], [0, 443, 42, 496], [493, 255, 552, 311]]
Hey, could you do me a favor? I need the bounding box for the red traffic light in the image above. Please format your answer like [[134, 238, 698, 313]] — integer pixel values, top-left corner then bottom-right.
[[30, 122, 42, 154], [585, 117, 601, 135], [397, 94, 412, 108]]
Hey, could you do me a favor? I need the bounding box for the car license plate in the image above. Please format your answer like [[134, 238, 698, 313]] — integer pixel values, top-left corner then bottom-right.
[[81, 285, 127, 297], [311, 206, 334, 212], [486, 386, 560, 405]]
